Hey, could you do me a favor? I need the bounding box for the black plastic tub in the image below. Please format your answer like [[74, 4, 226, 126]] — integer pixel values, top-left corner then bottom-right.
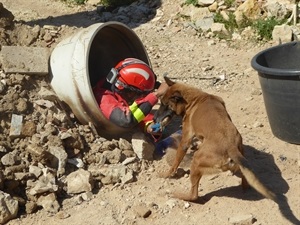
[[251, 41, 300, 144]]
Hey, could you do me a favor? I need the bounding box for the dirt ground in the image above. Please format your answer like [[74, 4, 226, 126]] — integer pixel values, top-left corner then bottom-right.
[[1, 0, 300, 224]]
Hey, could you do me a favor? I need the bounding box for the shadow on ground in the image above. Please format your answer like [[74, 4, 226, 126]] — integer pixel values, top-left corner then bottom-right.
[[198, 144, 300, 225], [24, 1, 162, 29]]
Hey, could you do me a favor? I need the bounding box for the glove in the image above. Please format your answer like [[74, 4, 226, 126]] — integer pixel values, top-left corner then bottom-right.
[[151, 123, 161, 133]]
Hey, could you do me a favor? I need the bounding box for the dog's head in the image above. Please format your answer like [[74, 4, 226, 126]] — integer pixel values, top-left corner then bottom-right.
[[154, 76, 187, 125]]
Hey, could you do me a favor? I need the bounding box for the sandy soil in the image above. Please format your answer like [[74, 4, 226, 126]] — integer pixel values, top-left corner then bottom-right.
[[1, 0, 299, 224]]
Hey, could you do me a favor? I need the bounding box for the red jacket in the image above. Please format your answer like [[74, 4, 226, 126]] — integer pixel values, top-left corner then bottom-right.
[[93, 80, 158, 131]]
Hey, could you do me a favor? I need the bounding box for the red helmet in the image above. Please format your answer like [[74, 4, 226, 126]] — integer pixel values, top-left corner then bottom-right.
[[107, 58, 156, 92]]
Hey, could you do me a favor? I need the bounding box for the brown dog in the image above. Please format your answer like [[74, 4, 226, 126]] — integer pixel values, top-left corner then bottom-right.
[[155, 76, 277, 202]]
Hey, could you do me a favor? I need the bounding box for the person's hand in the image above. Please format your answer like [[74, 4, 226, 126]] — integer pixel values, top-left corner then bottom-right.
[[146, 121, 162, 140], [154, 82, 169, 98]]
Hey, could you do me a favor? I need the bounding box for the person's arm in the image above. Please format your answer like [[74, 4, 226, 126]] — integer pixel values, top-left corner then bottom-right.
[[94, 82, 169, 129], [136, 82, 169, 131], [143, 82, 169, 132], [97, 90, 159, 129]]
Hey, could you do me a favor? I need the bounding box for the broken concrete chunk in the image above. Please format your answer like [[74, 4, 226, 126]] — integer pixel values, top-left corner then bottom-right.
[[118, 138, 132, 151], [102, 148, 122, 164], [1, 151, 19, 166], [37, 193, 60, 214], [0, 191, 18, 224], [131, 132, 155, 160], [38, 87, 58, 102], [9, 114, 23, 138], [25, 201, 38, 214], [47, 146, 68, 177], [65, 169, 94, 194], [27, 170, 58, 196], [229, 214, 255, 225], [98, 164, 134, 185], [29, 165, 42, 178], [122, 157, 136, 165], [21, 121, 36, 137], [0, 46, 50, 75]]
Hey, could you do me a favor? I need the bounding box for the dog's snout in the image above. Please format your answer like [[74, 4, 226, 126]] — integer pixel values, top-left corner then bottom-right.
[[154, 104, 174, 123]]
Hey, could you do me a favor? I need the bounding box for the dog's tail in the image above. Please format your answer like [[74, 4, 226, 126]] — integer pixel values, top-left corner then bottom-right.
[[230, 150, 277, 202]]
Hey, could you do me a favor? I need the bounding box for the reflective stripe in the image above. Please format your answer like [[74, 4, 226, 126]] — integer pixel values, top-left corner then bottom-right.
[[129, 102, 145, 122], [144, 120, 154, 132]]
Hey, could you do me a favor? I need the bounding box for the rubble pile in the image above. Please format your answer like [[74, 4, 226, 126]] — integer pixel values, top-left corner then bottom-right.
[[0, 0, 299, 223], [0, 71, 148, 223]]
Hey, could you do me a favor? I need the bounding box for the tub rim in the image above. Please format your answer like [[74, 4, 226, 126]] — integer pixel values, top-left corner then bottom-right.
[[251, 41, 300, 78]]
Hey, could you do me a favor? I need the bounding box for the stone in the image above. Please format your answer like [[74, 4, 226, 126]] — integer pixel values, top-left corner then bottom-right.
[[86, 0, 100, 6], [102, 148, 122, 164], [37, 193, 60, 213], [234, 0, 261, 24], [198, 0, 215, 7], [81, 191, 93, 201], [29, 165, 42, 178], [38, 87, 58, 102], [0, 191, 18, 224], [9, 114, 23, 138], [15, 98, 28, 113], [1, 151, 19, 166], [133, 203, 152, 218], [266, 1, 290, 20], [131, 132, 155, 160], [25, 201, 38, 214], [99, 164, 134, 185], [181, 5, 212, 21], [0, 46, 50, 75], [0, 145, 7, 153], [220, 10, 229, 21], [122, 157, 137, 165], [166, 199, 177, 209], [34, 99, 55, 109], [229, 214, 255, 225], [27, 170, 58, 196], [118, 138, 132, 151], [21, 121, 37, 137], [211, 23, 228, 35], [56, 211, 71, 219], [26, 143, 47, 158], [272, 24, 292, 43], [47, 146, 68, 177], [195, 16, 214, 31], [66, 169, 94, 194], [208, 2, 218, 12]]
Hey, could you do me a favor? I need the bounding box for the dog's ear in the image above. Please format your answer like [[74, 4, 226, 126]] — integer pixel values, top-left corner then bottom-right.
[[170, 91, 183, 102], [164, 76, 175, 86]]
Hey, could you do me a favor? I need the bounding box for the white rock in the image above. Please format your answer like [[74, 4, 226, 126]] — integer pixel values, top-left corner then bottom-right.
[[66, 169, 94, 194], [131, 132, 154, 160], [37, 193, 60, 213], [198, 0, 215, 7], [229, 214, 255, 225], [9, 114, 23, 138], [0, 191, 18, 224], [272, 24, 292, 43]]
